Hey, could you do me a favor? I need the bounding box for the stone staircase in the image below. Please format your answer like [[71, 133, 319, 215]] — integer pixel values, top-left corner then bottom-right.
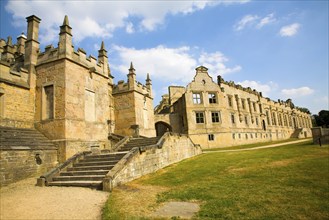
[[0, 126, 55, 149], [118, 137, 160, 152], [47, 152, 126, 189], [46, 136, 161, 189]]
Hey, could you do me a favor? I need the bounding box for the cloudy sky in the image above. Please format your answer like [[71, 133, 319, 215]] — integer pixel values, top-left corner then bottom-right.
[[1, 0, 328, 114]]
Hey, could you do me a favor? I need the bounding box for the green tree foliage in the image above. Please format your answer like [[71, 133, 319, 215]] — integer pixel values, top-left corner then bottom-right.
[[313, 110, 329, 128], [296, 107, 311, 114]]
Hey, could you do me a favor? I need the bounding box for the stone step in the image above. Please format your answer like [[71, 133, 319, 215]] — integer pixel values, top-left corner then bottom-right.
[[0, 126, 55, 150], [79, 157, 121, 163], [84, 153, 126, 160], [67, 165, 114, 171], [52, 175, 105, 181], [60, 170, 109, 176], [74, 160, 119, 167], [48, 181, 102, 189]]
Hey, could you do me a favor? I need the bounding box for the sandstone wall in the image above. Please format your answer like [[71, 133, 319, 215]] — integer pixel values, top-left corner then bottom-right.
[[0, 63, 34, 128], [103, 133, 202, 191], [0, 149, 58, 186]]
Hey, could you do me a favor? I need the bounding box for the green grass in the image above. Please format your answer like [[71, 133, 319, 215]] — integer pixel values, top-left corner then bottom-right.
[[202, 138, 304, 151], [103, 142, 329, 219]]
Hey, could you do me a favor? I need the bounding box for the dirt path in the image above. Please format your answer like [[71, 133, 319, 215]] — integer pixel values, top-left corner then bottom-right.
[[203, 138, 313, 153], [0, 177, 109, 220]]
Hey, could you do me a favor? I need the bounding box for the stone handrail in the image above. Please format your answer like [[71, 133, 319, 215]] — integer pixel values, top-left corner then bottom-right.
[[110, 136, 130, 152], [103, 132, 202, 191], [36, 151, 91, 186]]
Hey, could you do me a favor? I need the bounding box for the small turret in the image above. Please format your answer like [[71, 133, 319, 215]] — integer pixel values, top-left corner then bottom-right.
[[58, 15, 72, 57], [146, 73, 152, 96], [127, 62, 136, 90], [17, 32, 27, 55], [98, 41, 109, 76]]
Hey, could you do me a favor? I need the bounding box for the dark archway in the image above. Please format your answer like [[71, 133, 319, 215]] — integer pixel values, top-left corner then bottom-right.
[[155, 121, 172, 137]]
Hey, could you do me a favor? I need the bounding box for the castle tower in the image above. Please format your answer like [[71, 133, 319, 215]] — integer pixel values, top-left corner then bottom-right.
[[58, 15, 72, 57], [127, 62, 136, 90], [146, 73, 152, 97], [24, 15, 41, 67]]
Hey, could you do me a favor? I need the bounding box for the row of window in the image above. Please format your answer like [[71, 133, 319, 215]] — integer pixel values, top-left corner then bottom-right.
[[193, 92, 262, 114], [207, 132, 280, 141], [195, 111, 261, 127], [196, 112, 221, 124], [193, 93, 217, 104]]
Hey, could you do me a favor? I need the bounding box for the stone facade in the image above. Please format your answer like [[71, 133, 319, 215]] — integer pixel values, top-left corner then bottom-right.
[[0, 15, 156, 162], [155, 66, 312, 148]]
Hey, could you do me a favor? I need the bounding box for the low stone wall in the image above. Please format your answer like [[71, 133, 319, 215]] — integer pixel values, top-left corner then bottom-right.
[[103, 133, 202, 191], [311, 127, 329, 146], [0, 148, 58, 186]]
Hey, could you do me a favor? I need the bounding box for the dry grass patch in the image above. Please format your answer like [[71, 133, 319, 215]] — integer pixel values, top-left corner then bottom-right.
[[108, 183, 169, 218]]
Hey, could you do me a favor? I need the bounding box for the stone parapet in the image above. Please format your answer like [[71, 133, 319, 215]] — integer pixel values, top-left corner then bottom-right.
[[103, 132, 202, 191]]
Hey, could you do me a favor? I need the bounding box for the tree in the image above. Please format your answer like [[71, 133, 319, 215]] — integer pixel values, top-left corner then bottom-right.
[[296, 107, 311, 114], [313, 110, 329, 128]]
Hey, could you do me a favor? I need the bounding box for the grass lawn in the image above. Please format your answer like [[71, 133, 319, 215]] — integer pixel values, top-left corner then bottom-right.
[[202, 138, 305, 151], [102, 141, 329, 219]]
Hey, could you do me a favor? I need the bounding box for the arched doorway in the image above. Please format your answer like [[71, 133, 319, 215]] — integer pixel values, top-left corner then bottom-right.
[[155, 121, 172, 137]]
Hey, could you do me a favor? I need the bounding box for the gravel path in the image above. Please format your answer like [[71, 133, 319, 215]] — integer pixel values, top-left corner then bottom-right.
[[0, 177, 109, 220]]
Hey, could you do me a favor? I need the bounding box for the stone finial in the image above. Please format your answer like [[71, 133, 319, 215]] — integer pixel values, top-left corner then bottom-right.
[[146, 73, 151, 84], [128, 62, 136, 75], [98, 41, 108, 58], [7, 36, 12, 46], [196, 66, 208, 73], [60, 15, 72, 35], [63, 15, 69, 26], [129, 62, 135, 71]]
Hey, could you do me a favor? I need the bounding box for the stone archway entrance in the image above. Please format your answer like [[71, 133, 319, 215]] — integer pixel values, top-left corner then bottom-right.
[[155, 121, 172, 137]]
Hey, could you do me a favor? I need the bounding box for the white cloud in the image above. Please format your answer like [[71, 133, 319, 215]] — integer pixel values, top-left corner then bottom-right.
[[5, 0, 248, 45], [112, 45, 197, 82], [279, 23, 301, 37], [112, 45, 241, 83], [237, 80, 276, 97], [125, 22, 134, 34], [198, 52, 242, 76], [256, 13, 276, 29], [234, 14, 259, 31], [234, 13, 276, 31], [281, 86, 314, 97]]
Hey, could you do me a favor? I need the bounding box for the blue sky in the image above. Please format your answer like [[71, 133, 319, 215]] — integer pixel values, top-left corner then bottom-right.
[[1, 0, 328, 114]]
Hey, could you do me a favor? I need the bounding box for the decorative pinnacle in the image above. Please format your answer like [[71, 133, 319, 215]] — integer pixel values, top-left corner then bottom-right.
[[63, 15, 69, 26], [129, 62, 135, 71], [100, 41, 105, 50], [146, 73, 151, 81]]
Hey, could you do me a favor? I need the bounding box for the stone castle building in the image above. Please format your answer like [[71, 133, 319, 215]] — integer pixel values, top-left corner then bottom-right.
[[0, 15, 156, 185], [154, 66, 312, 148], [0, 15, 311, 186]]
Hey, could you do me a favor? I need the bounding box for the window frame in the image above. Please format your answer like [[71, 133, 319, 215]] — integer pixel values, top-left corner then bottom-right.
[[208, 134, 214, 141], [228, 96, 233, 107], [208, 93, 217, 104], [192, 92, 202, 104], [211, 111, 221, 123], [195, 111, 205, 124]]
